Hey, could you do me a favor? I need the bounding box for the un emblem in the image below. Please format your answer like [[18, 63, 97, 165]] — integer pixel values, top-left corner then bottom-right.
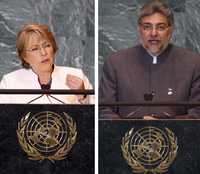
[[121, 126, 178, 173], [17, 111, 77, 161]]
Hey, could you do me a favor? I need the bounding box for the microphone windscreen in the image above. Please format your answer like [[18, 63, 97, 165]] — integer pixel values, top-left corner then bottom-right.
[[144, 93, 154, 101]]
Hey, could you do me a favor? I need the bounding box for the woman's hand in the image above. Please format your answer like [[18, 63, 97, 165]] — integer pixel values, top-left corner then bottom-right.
[[66, 74, 86, 103], [66, 74, 85, 90]]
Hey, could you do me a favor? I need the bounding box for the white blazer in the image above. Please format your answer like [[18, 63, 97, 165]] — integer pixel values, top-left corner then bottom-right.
[[0, 65, 94, 104]]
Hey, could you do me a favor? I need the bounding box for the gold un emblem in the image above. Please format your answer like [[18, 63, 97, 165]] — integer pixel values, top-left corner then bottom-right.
[[121, 126, 178, 174], [17, 111, 77, 162]]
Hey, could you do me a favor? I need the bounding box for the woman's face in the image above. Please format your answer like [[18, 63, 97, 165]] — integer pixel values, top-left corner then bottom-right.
[[24, 33, 55, 74]]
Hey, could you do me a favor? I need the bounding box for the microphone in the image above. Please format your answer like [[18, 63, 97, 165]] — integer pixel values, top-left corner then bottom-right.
[[41, 84, 51, 90], [144, 92, 154, 101]]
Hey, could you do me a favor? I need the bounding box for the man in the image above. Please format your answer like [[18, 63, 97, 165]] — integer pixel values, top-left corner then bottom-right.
[[99, 0, 200, 119]]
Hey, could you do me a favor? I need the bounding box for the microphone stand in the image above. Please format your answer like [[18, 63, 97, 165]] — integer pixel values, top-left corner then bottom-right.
[[27, 83, 67, 104], [27, 94, 66, 104]]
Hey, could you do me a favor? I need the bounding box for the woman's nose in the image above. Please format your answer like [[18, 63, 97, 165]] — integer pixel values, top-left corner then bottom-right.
[[39, 47, 47, 55]]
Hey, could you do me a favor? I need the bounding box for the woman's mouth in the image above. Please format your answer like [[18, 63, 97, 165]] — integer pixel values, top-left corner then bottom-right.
[[41, 58, 49, 63]]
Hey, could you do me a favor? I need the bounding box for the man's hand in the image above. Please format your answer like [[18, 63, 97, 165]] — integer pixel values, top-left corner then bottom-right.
[[143, 115, 158, 120]]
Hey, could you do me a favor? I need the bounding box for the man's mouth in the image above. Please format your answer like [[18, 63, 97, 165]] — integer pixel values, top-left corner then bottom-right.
[[148, 40, 160, 44]]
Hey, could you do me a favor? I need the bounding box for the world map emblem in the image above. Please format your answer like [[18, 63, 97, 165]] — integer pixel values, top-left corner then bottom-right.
[[121, 126, 178, 174], [17, 111, 77, 161]]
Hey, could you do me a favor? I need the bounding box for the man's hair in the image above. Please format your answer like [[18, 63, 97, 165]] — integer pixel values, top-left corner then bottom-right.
[[138, 0, 174, 26], [16, 23, 58, 68]]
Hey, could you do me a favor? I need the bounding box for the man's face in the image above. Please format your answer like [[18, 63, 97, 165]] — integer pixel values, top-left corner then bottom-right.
[[138, 12, 173, 56]]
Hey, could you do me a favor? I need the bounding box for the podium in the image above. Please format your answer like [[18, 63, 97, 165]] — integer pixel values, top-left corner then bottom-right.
[[99, 101, 200, 174], [0, 104, 94, 174], [99, 119, 200, 174]]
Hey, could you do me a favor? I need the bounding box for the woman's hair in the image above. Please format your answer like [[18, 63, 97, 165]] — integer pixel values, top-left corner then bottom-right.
[[138, 0, 174, 27], [16, 23, 58, 68]]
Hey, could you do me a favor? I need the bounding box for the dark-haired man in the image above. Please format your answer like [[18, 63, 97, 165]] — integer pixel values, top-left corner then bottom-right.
[[99, 0, 200, 119]]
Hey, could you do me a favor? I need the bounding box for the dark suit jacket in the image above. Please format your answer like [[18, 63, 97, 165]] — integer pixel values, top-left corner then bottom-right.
[[99, 44, 200, 119]]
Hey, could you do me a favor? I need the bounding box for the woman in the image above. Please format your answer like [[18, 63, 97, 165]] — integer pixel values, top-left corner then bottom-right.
[[0, 23, 93, 104]]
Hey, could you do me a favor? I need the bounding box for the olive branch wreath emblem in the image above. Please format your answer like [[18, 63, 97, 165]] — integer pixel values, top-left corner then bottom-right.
[[16, 112, 77, 162], [121, 127, 178, 174]]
